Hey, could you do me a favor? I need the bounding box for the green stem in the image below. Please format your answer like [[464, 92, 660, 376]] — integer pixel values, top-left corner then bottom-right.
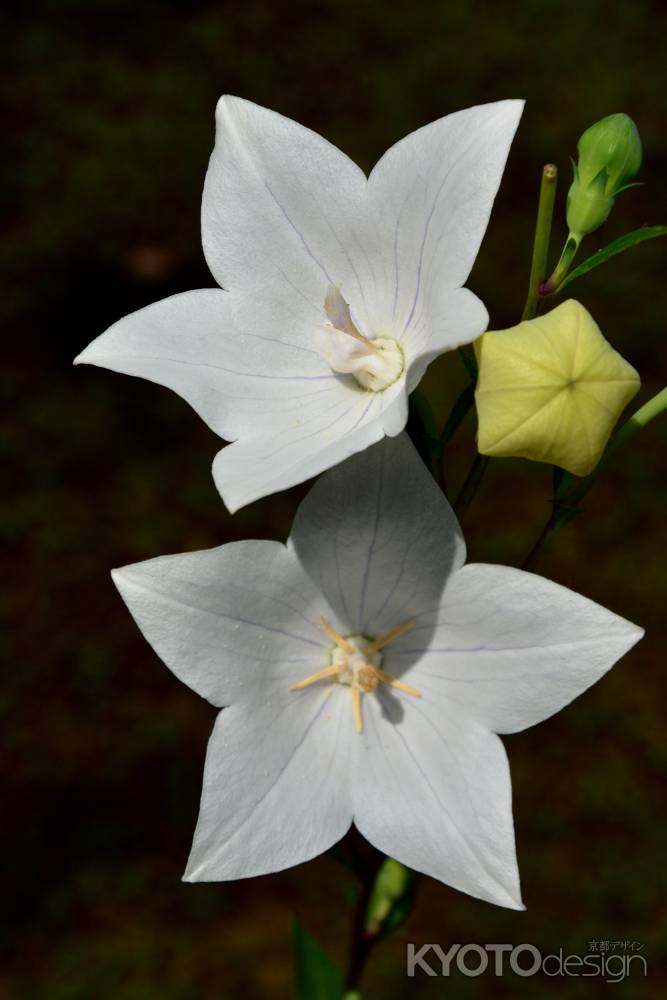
[[343, 875, 378, 993], [445, 166, 559, 513], [566, 385, 667, 506], [407, 388, 442, 483], [453, 454, 490, 520], [457, 344, 478, 379], [521, 507, 559, 571], [440, 381, 476, 447], [343, 856, 417, 994], [522, 385, 667, 567], [521, 163, 558, 320]]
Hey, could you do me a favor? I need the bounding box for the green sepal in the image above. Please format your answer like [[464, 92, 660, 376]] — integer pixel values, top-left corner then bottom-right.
[[613, 181, 644, 196]]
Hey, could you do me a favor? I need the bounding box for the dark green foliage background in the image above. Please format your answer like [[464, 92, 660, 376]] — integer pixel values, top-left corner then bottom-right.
[[2, 1, 666, 997]]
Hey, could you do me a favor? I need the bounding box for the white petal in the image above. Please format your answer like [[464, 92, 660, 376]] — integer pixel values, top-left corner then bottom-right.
[[406, 287, 489, 392], [403, 563, 644, 734], [212, 384, 408, 512], [289, 434, 465, 636], [380, 390, 408, 437], [112, 540, 333, 707], [202, 96, 377, 341], [353, 693, 523, 909], [74, 289, 337, 441], [185, 686, 352, 880], [367, 100, 523, 338]]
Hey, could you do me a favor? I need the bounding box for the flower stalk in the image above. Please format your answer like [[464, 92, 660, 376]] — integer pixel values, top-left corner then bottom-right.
[[454, 163, 558, 517], [453, 454, 490, 520], [542, 233, 580, 294], [344, 858, 417, 993], [522, 163, 558, 320]]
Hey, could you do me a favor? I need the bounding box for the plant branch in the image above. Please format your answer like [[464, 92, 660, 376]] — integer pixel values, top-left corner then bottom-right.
[[453, 454, 490, 520], [521, 385, 667, 567], [521, 163, 558, 320]]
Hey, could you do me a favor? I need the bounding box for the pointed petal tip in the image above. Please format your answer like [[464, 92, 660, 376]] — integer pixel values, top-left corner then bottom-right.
[[110, 565, 137, 592], [212, 451, 244, 515], [483, 877, 525, 912], [479, 872, 524, 912], [215, 93, 238, 117], [627, 623, 645, 650], [73, 343, 111, 368], [504, 887, 526, 911], [72, 347, 92, 366], [504, 97, 526, 117]]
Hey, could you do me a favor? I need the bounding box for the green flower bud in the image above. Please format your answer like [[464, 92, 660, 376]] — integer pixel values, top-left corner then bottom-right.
[[364, 859, 416, 938], [566, 113, 642, 239]]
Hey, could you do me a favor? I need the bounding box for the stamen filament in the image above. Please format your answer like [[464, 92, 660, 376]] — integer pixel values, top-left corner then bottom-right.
[[319, 615, 354, 654], [288, 663, 339, 691], [289, 617, 421, 735], [351, 685, 363, 734], [363, 619, 416, 655], [376, 669, 421, 698]]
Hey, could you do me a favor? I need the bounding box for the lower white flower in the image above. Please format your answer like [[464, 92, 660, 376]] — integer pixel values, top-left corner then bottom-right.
[[112, 435, 642, 910]]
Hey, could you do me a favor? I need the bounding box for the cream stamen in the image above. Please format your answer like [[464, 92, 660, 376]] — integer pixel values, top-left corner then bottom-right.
[[318, 286, 404, 392], [288, 616, 420, 733]]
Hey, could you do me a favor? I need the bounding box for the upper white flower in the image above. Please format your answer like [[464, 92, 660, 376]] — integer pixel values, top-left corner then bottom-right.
[[112, 434, 642, 909], [75, 96, 523, 511]]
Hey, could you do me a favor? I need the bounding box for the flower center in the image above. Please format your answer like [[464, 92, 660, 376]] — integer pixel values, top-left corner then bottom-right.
[[289, 615, 420, 734], [316, 285, 404, 392]]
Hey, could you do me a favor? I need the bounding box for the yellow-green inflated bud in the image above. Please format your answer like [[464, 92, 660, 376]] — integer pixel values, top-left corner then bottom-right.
[[566, 114, 642, 239], [474, 300, 640, 477]]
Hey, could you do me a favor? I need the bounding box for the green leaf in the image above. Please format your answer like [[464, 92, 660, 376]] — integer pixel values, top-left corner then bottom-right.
[[556, 225, 667, 290], [293, 921, 344, 1000]]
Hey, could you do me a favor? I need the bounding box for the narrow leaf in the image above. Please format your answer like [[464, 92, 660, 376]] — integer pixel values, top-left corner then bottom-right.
[[293, 921, 344, 1000], [556, 226, 667, 291]]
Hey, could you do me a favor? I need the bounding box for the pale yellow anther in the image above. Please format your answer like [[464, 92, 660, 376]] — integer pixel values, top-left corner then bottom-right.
[[374, 668, 421, 698], [319, 615, 354, 654], [362, 619, 416, 655], [288, 663, 339, 692], [351, 686, 363, 734], [289, 615, 421, 735]]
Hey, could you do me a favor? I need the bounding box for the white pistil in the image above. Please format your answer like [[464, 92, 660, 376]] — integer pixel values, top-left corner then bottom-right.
[[317, 286, 404, 392], [288, 615, 420, 734]]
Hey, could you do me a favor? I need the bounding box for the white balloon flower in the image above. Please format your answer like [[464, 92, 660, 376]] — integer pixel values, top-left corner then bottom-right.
[[76, 96, 523, 511], [112, 435, 642, 909]]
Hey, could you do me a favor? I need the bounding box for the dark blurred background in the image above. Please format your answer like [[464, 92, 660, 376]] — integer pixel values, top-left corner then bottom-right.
[[3, 1, 666, 997]]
